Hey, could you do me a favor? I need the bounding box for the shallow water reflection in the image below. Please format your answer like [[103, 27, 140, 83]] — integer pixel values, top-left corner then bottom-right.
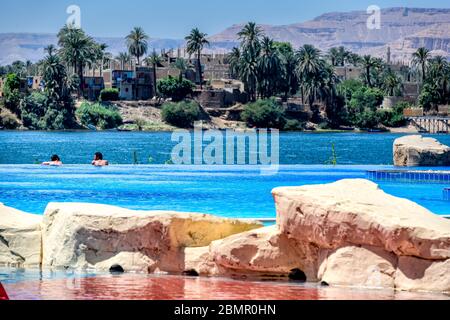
[[3, 273, 449, 300]]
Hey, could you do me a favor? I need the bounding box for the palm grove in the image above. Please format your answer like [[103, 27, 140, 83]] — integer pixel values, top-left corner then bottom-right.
[[228, 23, 450, 130], [0, 22, 449, 131]]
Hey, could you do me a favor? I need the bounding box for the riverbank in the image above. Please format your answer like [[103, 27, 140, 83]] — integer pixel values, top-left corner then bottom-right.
[[1, 99, 420, 133]]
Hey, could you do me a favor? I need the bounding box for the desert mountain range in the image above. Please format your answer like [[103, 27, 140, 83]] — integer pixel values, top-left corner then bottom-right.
[[0, 7, 448, 65]]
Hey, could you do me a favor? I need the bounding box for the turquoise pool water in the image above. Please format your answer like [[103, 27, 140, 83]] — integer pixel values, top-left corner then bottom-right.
[[0, 165, 449, 217], [2, 131, 450, 165]]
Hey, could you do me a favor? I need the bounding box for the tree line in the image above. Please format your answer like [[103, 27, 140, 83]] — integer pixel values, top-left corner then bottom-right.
[[0, 22, 449, 131]]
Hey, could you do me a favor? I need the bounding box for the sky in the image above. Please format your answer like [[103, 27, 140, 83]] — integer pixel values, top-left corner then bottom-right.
[[0, 0, 449, 39]]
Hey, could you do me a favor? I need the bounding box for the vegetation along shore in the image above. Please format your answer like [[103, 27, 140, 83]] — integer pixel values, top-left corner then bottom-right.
[[0, 23, 449, 133]]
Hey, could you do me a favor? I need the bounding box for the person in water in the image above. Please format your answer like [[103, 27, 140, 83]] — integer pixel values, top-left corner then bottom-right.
[[42, 155, 62, 166], [92, 152, 109, 166]]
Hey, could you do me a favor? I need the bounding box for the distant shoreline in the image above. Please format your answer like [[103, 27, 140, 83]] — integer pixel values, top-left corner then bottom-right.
[[0, 126, 420, 134]]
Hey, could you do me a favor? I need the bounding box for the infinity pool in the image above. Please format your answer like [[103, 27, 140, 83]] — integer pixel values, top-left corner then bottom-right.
[[0, 165, 449, 217]]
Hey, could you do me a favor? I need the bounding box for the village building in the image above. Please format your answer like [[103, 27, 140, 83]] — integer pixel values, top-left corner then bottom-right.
[[102, 67, 154, 101], [26, 76, 44, 91], [82, 76, 104, 101], [335, 66, 363, 81]]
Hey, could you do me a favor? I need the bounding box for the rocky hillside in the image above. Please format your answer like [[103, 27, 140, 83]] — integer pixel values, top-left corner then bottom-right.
[[0, 33, 184, 65], [209, 7, 450, 61], [0, 7, 448, 65]]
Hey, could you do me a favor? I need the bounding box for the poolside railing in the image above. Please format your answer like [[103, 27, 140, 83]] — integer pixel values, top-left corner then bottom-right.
[[366, 170, 450, 184]]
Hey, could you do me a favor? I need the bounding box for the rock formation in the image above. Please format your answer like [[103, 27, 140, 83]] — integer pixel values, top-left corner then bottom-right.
[[0, 203, 42, 267], [1, 178, 449, 293], [272, 179, 450, 292], [41, 202, 262, 272], [393, 135, 450, 166]]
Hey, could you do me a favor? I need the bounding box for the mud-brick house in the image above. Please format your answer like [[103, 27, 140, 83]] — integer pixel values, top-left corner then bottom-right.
[[103, 68, 154, 100], [103, 70, 134, 90], [335, 66, 363, 81], [26, 76, 44, 91], [134, 67, 153, 100], [194, 87, 248, 109], [82, 76, 105, 101], [119, 78, 134, 100]]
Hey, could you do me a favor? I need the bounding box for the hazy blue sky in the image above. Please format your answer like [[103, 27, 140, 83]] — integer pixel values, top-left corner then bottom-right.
[[1, 0, 449, 38]]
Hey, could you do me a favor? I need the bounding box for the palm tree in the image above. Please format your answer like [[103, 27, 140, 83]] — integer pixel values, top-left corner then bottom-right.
[[42, 49, 77, 105], [126, 27, 149, 66], [116, 52, 131, 70], [240, 48, 259, 101], [185, 28, 209, 89], [360, 55, 378, 87], [382, 70, 402, 96], [412, 47, 431, 84], [327, 47, 339, 66], [337, 46, 350, 66], [97, 43, 108, 76], [11, 61, 26, 77], [279, 48, 299, 100], [25, 60, 33, 76], [45, 45, 57, 57], [257, 37, 282, 98], [237, 22, 262, 51], [102, 52, 112, 74], [235, 23, 263, 100], [173, 58, 192, 81], [58, 26, 97, 95], [296, 45, 322, 75], [428, 56, 449, 102], [91, 43, 108, 76], [348, 53, 362, 66], [296, 44, 323, 103], [228, 47, 241, 79], [144, 50, 162, 97]]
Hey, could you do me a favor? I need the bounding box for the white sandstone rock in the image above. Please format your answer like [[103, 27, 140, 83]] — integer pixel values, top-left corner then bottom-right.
[[0, 203, 42, 267], [318, 246, 397, 289], [41, 202, 262, 272], [273, 179, 450, 260], [394, 135, 450, 166]]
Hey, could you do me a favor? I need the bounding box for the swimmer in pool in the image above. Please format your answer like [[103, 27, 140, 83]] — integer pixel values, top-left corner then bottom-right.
[[42, 155, 63, 166], [92, 152, 109, 167]]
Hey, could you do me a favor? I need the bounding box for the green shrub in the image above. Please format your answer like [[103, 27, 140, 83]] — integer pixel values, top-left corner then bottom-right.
[[354, 109, 381, 129], [161, 100, 201, 128], [157, 76, 195, 102], [284, 119, 305, 131], [3, 73, 22, 114], [19, 91, 75, 130], [378, 102, 408, 127], [76, 102, 123, 129], [99, 88, 119, 102], [318, 121, 331, 130], [349, 87, 384, 112], [19, 92, 47, 129], [345, 86, 384, 127], [241, 98, 286, 129], [0, 110, 19, 129], [337, 79, 364, 103], [418, 83, 441, 111]]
